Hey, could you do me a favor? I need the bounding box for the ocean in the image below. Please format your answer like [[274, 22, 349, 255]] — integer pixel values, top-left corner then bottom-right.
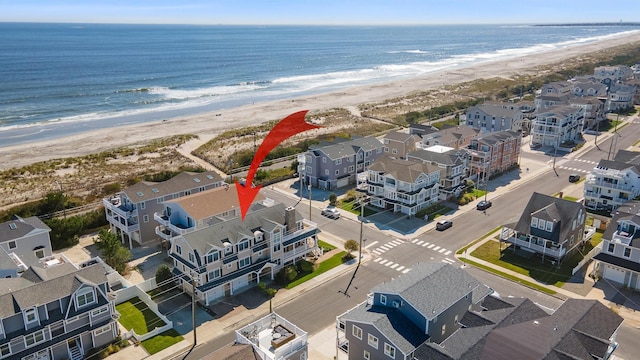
[[1, 22, 639, 147]]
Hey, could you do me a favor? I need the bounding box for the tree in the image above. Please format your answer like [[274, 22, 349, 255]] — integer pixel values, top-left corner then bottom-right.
[[94, 229, 131, 274], [329, 193, 337, 206], [155, 264, 173, 290], [344, 239, 359, 258]]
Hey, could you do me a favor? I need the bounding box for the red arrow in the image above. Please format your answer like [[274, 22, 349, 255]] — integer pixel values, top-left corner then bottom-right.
[[236, 110, 321, 220]]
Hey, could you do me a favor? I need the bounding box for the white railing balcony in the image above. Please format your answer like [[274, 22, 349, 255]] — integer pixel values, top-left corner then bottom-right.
[[155, 226, 173, 241], [585, 178, 634, 192], [167, 222, 193, 236], [613, 230, 633, 245], [505, 236, 565, 259], [153, 212, 170, 226]]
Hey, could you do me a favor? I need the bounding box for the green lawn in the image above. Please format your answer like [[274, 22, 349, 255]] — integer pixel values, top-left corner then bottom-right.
[[318, 239, 336, 251], [286, 251, 347, 289], [116, 297, 166, 335], [459, 258, 556, 295], [471, 234, 602, 287], [141, 329, 184, 355], [341, 201, 376, 217]]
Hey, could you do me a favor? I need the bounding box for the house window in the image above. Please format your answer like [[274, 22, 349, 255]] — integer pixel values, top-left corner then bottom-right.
[[189, 253, 195, 263], [384, 343, 396, 358], [225, 245, 233, 255], [380, 294, 387, 305], [392, 149, 398, 155], [207, 268, 221, 282], [442, 324, 446, 336], [624, 247, 631, 258], [238, 240, 249, 252], [273, 231, 282, 252], [364, 350, 371, 360], [239, 257, 251, 269], [76, 287, 96, 308], [349, 165, 354, 172], [325, 169, 329, 176], [24, 329, 45, 347], [176, 245, 182, 255], [335, 170, 340, 175], [538, 219, 545, 230], [143, 214, 149, 223], [352, 325, 362, 339], [0, 343, 10, 357], [336, 159, 342, 165], [140, 202, 146, 210], [368, 334, 378, 349], [34, 248, 45, 259], [24, 308, 38, 324], [91, 307, 109, 317], [94, 325, 112, 336], [205, 251, 220, 264], [322, 157, 327, 163], [8, 241, 16, 250], [545, 221, 553, 232], [608, 243, 615, 253]]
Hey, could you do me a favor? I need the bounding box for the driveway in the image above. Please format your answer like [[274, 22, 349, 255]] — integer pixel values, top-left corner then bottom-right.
[[152, 288, 215, 335]]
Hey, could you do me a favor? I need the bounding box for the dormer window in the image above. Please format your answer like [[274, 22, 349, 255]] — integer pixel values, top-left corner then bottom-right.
[[24, 308, 38, 325], [380, 294, 387, 305], [8, 240, 16, 250], [546, 221, 553, 232], [76, 287, 96, 308], [531, 217, 538, 228]]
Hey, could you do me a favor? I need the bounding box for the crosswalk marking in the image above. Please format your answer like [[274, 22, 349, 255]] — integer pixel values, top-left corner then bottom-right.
[[374, 257, 382, 263], [442, 258, 455, 264], [444, 250, 452, 256], [422, 242, 430, 247], [438, 248, 447, 253], [416, 240, 424, 246], [427, 244, 435, 249], [396, 266, 405, 271], [379, 244, 391, 250], [365, 241, 378, 249], [379, 259, 388, 265], [433, 246, 441, 251], [402, 268, 411, 274], [390, 263, 399, 269], [385, 261, 393, 267], [372, 250, 382, 255], [412, 239, 419, 243]]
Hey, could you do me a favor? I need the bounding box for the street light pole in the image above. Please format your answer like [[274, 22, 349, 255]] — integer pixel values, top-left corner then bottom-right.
[[308, 184, 312, 221], [191, 273, 199, 347], [358, 197, 364, 265]]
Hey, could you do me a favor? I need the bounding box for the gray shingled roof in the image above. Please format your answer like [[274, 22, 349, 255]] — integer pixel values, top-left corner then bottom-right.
[[384, 130, 416, 143], [0, 263, 107, 318], [510, 192, 584, 244], [372, 263, 492, 321], [476, 130, 520, 145], [309, 136, 383, 160], [368, 157, 440, 183], [614, 149, 640, 165], [181, 203, 308, 255], [122, 171, 223, 202], [342, 302, 430, 355], [0, 216, 51, 243], [471, 104, 520, 118], [408, 148, 466, 166]]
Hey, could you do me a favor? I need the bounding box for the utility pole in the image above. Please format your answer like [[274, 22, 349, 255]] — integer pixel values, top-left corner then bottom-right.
[[191, 273, 199, 347], [308, 184, 312, 221], [358, 196, 365, 265]]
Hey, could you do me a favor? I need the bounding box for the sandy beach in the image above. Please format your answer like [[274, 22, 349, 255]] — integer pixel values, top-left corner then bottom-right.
[[3, 30, 640, 171]]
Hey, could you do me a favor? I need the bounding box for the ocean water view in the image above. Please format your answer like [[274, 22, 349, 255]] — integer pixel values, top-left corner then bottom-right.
[[1, 22, 640, 147]]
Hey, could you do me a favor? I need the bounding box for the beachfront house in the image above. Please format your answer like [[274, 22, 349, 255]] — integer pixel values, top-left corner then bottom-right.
[[102, 171, 224, 249], [464, 103, 524, 133], [0, 260, 119, 360], [500, 192, 587, 265], [417, 124, 480, 150], [569, 96, 606, 131], [408, 146, 469, 200], [382, 130, 419, 159], [154, 183, 264, 246], [303, 136, 384, 190], [202, 312, 308, 360], [467, 130, 521, 182], [364, 156, 441, 216], [167, 199, 320, 305], [530, 105, 583, 149], [571, 78, 609, 98], [606, 84, 637, 112], [0, 215, 52, 276], [594, 65, 634, 86], [592, 201, 640, 289], [583, 150, 640, 212], [336, 262, 623, 360]]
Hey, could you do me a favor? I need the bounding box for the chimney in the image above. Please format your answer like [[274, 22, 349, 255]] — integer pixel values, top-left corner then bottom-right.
[[285, 206, 296, 232]]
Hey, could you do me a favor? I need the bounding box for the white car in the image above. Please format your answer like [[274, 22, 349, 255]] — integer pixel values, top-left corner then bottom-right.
[[321, 206, 341, 219]]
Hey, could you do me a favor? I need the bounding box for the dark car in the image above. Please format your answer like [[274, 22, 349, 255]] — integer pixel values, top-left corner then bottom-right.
[[476, 200, 492, 211], [436, 220, 453, 231], [569, 174, 581, 183]]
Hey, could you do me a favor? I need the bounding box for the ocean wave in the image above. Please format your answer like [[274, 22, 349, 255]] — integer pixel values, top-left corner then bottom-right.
[[387, 50, 429, 54], [148, 83, 266, 100]]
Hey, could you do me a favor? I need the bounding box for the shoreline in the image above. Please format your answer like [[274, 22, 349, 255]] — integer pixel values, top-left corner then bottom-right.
[[3, 31, 640, 170]]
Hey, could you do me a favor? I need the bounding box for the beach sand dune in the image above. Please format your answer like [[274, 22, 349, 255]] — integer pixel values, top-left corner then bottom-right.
[[2, 31, 640, 171]]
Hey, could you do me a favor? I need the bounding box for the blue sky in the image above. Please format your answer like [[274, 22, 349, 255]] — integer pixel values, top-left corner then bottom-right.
[[1, 0, 639, 25]]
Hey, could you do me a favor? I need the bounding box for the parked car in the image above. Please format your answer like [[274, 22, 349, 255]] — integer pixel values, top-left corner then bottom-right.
[[436, 219, 453, 231], [321, 206, 341, 219], [569, 174, 581, 183], [476, 200, 492, 211]]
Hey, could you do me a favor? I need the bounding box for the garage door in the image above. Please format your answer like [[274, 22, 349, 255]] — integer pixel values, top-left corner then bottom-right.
[[337, 177, 349, 188], [604, 265, 626, 284]]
